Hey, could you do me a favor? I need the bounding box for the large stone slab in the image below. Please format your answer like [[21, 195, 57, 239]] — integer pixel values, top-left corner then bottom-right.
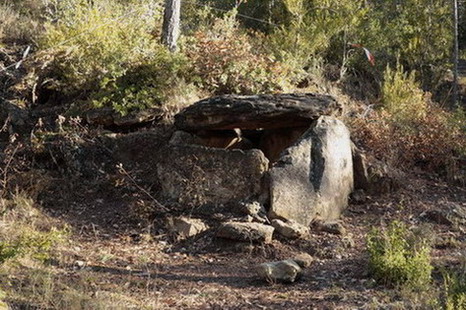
[[157, 145, 269, 205], [175, 93, 341, 131], [269, 116, 353, 225]]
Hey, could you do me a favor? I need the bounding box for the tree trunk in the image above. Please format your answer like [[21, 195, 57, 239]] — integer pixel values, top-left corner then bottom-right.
[[161, 0, 181, 52]]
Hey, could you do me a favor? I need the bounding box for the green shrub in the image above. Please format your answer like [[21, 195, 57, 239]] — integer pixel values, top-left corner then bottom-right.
[[38, 0, 169, 103], [367, 221, 432, 290], [90, 46, 189, 116], [381, 63, 427, 123], [443, 271, 466, 310]]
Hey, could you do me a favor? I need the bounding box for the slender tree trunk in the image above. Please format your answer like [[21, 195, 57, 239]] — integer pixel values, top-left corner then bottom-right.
[[161, 0, 181, 52]]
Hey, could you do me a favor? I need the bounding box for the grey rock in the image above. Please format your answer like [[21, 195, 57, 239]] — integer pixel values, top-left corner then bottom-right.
[[293, 253, 314, 268], [271, 219, 310, 239], [255, 259, 303, 283], [168, 217, 208, 239], [157, 145, 269, 205], [175, 93, 342, 131], [216, 222, 274, 243], [314, 220, 347, 235], [169, 130, 203, 146], [238, 201, 265, 216], [269, 116, 353, 225]]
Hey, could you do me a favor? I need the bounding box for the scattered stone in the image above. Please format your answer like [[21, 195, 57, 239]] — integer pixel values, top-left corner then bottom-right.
[[157, 145, 269, 205], [168, 217, 208, 239], [216, 222, 274, 243], [271, 219, 310, 239], [293, 253, 314, 268], [314, 220, 347, 235], [269, 116, 353, 225], [342, 235, 356, 248], [175, 93, 342, 131], [238, 201, 265, 216], [255, 259, 303, 283], [237, 201, 268, 223]]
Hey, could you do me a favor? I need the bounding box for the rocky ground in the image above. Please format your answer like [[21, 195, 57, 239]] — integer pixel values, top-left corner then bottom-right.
[[31, 165, 466, 309]]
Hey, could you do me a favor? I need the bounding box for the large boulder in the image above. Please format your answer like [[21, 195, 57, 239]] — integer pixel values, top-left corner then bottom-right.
[[157, 145, 269, 205], [175, 93, 341, 131], [269, 116, 353, 225]]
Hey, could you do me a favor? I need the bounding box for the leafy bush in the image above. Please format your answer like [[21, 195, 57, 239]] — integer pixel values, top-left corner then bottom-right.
[[367, 221, 432, 290], [381, 63, 427, 122], [443, 271, 466, 310], [37, 0, 181, 110], [91, 46, 189, 115], [185, 11, 290, 95], [350, 65, 465, 174]]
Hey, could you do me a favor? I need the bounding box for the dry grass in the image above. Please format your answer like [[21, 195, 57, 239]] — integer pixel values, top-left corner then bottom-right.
[[0, 3, 42, 46]]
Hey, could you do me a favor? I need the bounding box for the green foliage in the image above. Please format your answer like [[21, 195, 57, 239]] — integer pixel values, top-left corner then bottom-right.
[[367, 221, 432, 290], [91, 46, 189, 115], [381, 63, 427, 123], [361, 0, 452, 73], [38, 0, 177, 111], [0, 228, 65, 264], [443, 271, 466, 310], [185, 11, 290, 95], [267, 0, 367, 79]]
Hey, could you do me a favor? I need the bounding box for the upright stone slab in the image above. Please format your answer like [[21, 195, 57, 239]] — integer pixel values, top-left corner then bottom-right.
[[269, 116, 353, 225], [157, 145, 269, 205]]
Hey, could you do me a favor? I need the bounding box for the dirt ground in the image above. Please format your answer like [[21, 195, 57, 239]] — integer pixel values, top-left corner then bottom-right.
[[33, 165, 466, 310]]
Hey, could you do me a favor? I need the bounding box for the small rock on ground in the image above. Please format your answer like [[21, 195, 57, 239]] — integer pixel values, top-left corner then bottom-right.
[[216, 222, 274, 243], [168, 217, 208, 239], [255, 259, 303, 283], [271, 219, 310, 239], [313, 220, 347, 235]]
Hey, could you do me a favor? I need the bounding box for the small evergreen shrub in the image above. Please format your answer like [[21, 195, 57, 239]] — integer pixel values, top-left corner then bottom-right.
[[381, 63, 427, 123], [443, 271, 466, 310], [367, 221, 432, 290]]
